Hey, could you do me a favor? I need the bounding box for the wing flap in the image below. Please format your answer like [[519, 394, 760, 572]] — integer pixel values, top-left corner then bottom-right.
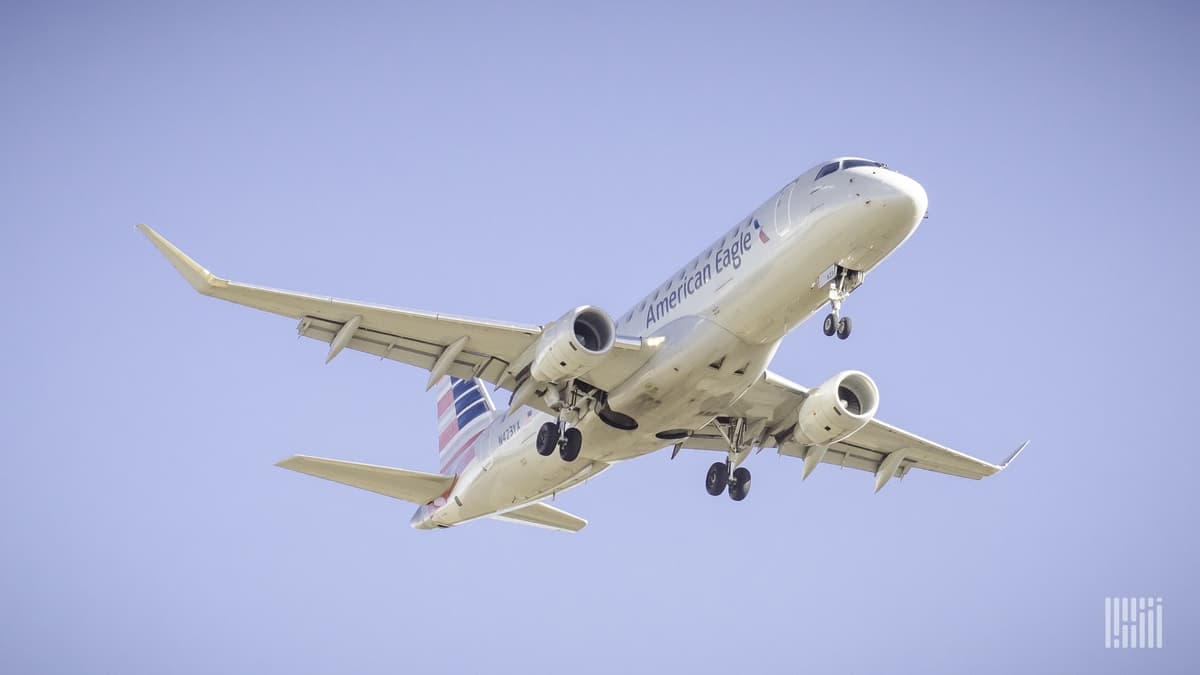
[[491, 502, 587, 532], [296, 316, 510, 383], [276, 455, 453, 504]]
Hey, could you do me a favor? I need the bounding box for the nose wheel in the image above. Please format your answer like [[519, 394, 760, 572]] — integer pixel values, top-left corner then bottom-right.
[[823, 313, 851, 339], [705, 461, 752, 501]]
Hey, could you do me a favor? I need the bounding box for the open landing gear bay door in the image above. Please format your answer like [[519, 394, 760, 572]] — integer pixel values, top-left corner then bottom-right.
[[137, 225, 648, 395], [683, 370, 1027, 490]]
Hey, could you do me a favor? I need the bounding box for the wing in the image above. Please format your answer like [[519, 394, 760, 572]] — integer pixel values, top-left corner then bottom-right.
[[137, 224, 647, 395], [684, 370, 1027, 491]]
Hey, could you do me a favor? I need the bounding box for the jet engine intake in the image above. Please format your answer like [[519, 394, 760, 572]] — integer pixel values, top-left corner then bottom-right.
[[793, 370, 879, 446], [529, 306, 616, 383]]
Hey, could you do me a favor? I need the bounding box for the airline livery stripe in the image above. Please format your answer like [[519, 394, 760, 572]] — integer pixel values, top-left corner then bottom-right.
[[437, 420, 460, 449], [454, 388, 484, 413], [439, 412, 488, 458], [437, 408, 456, 431], [451, 378, 476, 397], [440, 429, 486, 473], [436, 389, 454, 416], [456, 400, 488, 427]]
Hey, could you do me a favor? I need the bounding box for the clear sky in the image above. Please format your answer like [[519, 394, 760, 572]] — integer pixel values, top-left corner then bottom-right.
[[2, 1, 1197, 673]]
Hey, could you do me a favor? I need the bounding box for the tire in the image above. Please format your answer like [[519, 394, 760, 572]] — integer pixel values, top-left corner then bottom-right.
[[836, 316, 852, 340], [536, 422, 560, 456], [560, 427, 583, 462], [728, 467, 752, 502], [706, 462, 729, 496], [823, 313, 837, 336]]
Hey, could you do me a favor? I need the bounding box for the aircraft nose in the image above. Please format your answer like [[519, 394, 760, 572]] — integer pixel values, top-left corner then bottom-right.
[[878, 171, 928, 222]]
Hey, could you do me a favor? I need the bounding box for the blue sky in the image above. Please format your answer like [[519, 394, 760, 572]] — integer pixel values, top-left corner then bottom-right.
[[2, 1, 1197, 672]]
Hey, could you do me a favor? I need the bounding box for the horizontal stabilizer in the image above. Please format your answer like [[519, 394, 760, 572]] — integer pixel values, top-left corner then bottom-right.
[[491, 502, 587, 533], [276, 455, 453, 505]]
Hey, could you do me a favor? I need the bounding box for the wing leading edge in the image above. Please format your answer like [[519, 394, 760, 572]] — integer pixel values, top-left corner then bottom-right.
[[137, 224, 647, 394]]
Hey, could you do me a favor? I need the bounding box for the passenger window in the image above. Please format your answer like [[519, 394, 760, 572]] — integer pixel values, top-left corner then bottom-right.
[[815, 162, 840, 180]]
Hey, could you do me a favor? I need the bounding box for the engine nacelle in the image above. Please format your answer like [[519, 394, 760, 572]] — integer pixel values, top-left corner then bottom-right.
[[529, 306, 616, 383], [793, 370, 879, 446]]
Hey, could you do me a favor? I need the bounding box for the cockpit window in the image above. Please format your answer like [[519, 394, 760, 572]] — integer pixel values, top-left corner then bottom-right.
[[843, 159, 884, 170], [815, 162, 840, 180]]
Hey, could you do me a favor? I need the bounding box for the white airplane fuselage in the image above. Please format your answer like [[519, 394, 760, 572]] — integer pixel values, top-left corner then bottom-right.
[[412, 159, 928, 529]]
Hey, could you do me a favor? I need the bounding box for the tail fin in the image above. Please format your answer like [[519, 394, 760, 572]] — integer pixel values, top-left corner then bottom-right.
[[434, 376, 496, 475]]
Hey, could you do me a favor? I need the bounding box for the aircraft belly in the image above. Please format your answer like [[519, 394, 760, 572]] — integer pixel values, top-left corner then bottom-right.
[[428, 423, 608, 526], [585, 317, 775, 462]]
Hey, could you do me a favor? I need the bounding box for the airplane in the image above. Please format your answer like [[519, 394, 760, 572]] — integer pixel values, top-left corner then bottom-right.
[[138, 156, 1026, 533]]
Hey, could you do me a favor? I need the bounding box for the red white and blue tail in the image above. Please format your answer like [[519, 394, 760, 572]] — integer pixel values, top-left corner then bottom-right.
[[434, 376, 495, 475]]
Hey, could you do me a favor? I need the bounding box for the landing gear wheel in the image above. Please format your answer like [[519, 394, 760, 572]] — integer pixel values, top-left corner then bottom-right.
[[559, 427, 583, 462], [823, 313, 837, 336], [728, 467, 752, 501], [836, 316, 852, 340], [536, 422, 560, 457], [705, 462, 730, 496]]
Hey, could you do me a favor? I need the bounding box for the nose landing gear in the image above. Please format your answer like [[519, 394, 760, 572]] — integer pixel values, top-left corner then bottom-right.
[[820, 266, 862, 340]]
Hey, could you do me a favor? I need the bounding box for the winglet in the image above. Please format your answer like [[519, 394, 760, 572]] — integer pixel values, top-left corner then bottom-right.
[[999, 440, 1030, 469], [136, 224, 225, 295]]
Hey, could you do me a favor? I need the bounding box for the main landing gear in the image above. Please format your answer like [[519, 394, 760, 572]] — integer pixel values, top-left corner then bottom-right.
[[536, 421, 583, 462], [706, 461, 751, 501], [821, 266, 860, 340], [699, 416, 758, 502]]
